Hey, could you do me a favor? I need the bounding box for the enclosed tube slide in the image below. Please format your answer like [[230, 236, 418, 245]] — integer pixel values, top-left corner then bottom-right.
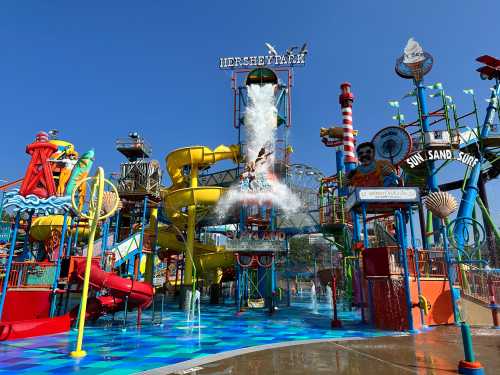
[[0, 261, 153, 341], [74, 260, 153, 320]]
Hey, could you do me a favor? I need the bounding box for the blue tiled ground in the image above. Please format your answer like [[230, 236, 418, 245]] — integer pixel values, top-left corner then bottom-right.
[[0, 299, 404, 374]]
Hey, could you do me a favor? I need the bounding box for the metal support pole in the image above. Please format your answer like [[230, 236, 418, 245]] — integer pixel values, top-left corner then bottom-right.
[[487, 272, 499, 328], [418, 204, 429, 250], [137, 196, 148, 280], [331, 272, 342, 328], [50, 211, 69, 317], [66, 217, 76, 259], [122, 295, 129, 331], [455, 82, 500, 261], [409, 206, 426, 328], [21, 211, 34, 260], [235, 262, 240, 309], [72, 217, 81, 255], [100, 220, 109, 269], [396, 210, 415, 332], [478, 175, 497, 267], [285, 237, 291, 307], [416, 80, 441, 243], [442, 222, 460, 324], [0, 212, 21, 320], [137, 306, 142, 327], [113, 210, 120, 245]]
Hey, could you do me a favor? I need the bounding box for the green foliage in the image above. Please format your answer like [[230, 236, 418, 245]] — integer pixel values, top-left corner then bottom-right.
[[288, 236, 314, 266]]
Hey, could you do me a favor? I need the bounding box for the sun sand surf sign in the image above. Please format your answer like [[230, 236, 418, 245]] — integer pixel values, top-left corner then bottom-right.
[[405, 149, 479, 169]]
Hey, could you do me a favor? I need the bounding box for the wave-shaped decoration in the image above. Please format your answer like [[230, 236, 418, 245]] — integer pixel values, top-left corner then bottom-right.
[[3, 189, 72, 215]]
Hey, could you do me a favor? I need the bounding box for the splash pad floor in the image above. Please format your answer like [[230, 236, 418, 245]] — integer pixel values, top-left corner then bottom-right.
[[0, 301, 405, 374]]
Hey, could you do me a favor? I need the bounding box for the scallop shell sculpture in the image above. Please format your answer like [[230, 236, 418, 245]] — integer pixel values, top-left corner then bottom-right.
[[424, 191, 458, 219], [101, 191, 122, 215]]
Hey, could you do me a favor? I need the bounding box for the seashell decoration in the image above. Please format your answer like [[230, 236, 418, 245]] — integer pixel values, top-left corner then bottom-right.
[[101, 191, 122, 215], [425, 191, 458, 219]]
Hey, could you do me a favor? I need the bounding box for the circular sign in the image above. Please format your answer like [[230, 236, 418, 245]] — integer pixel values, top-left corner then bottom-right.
[[395, 52, 433, 81], [372, 126, 412, 165]]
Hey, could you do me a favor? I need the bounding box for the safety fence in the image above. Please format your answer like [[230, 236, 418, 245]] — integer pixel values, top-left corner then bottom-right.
[[0, 261, 56, 290], [459, 265, 500, 305], [364, 246, 449, 279]]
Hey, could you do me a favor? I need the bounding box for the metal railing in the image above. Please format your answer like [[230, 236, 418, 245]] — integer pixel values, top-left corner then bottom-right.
[[115, 138, 152, 156], [0, 261, 56, 290], [409, 248, 448, 278], [319, 196, 346, 226], [364, 247, 449, 279], [460, 266, 500, 305]]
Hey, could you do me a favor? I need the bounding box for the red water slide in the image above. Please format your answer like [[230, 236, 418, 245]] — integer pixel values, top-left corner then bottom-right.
[[0, 261, 153, 340], [75, 260, 154, 320]]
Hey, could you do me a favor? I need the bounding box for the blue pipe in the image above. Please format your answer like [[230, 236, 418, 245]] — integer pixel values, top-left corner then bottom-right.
[[395, 210, 415, 332], [113, 210, 120, 245], [72, 217, 81, 255], [66, 217, 75, 259], [50, 211, 69, 317], [362, 203, 375, 326], [0, 212, 21, 320], [21, 211, 33, 260], [151, 205, 160, 284], [336, 150, 347, 196], [442, 222, 460, 324], [454, 82, 500, 254], [416, 81, 441, 242], [0, 191, 5, 219], [239, 206, 246, 234], [361, 204, 369, 248], [136, 196, 148, 279], [100, 220, 109, 269], [270, 206, 276, 231], [235, 263, 240, 309], [408, 206, 426, 328]]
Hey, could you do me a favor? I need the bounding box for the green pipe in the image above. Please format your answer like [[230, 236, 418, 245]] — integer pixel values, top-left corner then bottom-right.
[[476, 195, 500, 241], [460, 322, 476, 363], [445, 217, 469, 292], [426, 210, 434, 246], [472, 206, 482, 265]]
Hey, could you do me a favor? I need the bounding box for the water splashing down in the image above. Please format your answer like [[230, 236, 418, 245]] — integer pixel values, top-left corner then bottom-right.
[[217, 84, 300, 217]]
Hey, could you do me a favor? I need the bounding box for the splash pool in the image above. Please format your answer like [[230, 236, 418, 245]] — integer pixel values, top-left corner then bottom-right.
[[0, 301, 405, 374]]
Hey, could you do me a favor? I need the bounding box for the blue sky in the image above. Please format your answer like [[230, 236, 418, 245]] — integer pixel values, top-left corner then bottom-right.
[[0, 1, 499, 220]]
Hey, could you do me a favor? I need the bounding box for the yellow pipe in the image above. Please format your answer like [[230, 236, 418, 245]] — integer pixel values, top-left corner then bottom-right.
[[184, 164, 198, 286], [70, 167, 105, 358]]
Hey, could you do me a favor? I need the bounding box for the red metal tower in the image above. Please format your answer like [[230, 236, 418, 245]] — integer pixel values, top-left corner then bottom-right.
[[19, 132, 58, 198]]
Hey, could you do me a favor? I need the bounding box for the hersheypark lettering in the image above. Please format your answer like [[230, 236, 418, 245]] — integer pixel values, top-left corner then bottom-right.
[[405, 149, 478, 169], [219, 53, 306, 69]]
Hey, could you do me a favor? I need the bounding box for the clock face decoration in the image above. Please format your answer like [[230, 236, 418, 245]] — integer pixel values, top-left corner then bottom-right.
[[372, 126, 413, 165]]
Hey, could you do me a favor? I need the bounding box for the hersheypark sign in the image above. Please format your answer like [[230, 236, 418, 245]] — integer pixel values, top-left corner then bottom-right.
[[405, 149, 479, 169], [219, 42, 307, 69]]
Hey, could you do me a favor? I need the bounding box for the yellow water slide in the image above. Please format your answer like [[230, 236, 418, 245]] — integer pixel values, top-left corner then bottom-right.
[[30, 215, 91, 241], [158, 145, 239, 284]]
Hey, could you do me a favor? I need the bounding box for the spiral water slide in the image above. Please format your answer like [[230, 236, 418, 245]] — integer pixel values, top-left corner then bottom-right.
[[159, 145, 239, 281]]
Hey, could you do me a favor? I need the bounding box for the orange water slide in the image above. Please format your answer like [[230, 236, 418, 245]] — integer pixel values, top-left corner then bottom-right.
[[0, 178, 23, 191]]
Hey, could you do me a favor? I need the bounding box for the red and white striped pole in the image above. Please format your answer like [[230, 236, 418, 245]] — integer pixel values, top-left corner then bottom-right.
[[339, 82, 357, 172]]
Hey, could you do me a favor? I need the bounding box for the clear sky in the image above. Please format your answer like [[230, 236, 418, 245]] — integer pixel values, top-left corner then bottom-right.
[[0, 1, 499, 221]]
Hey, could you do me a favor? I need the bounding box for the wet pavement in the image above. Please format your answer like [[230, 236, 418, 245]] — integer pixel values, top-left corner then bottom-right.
[[146, 326, 500, 374]]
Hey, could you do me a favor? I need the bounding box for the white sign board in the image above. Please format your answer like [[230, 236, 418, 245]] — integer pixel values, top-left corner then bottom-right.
[[358, 188, 418, 201], [153, 277, 166, 286]]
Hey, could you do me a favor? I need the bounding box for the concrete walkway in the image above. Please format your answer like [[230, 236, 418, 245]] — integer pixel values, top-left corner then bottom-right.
[[141, 326, 499, 374]]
